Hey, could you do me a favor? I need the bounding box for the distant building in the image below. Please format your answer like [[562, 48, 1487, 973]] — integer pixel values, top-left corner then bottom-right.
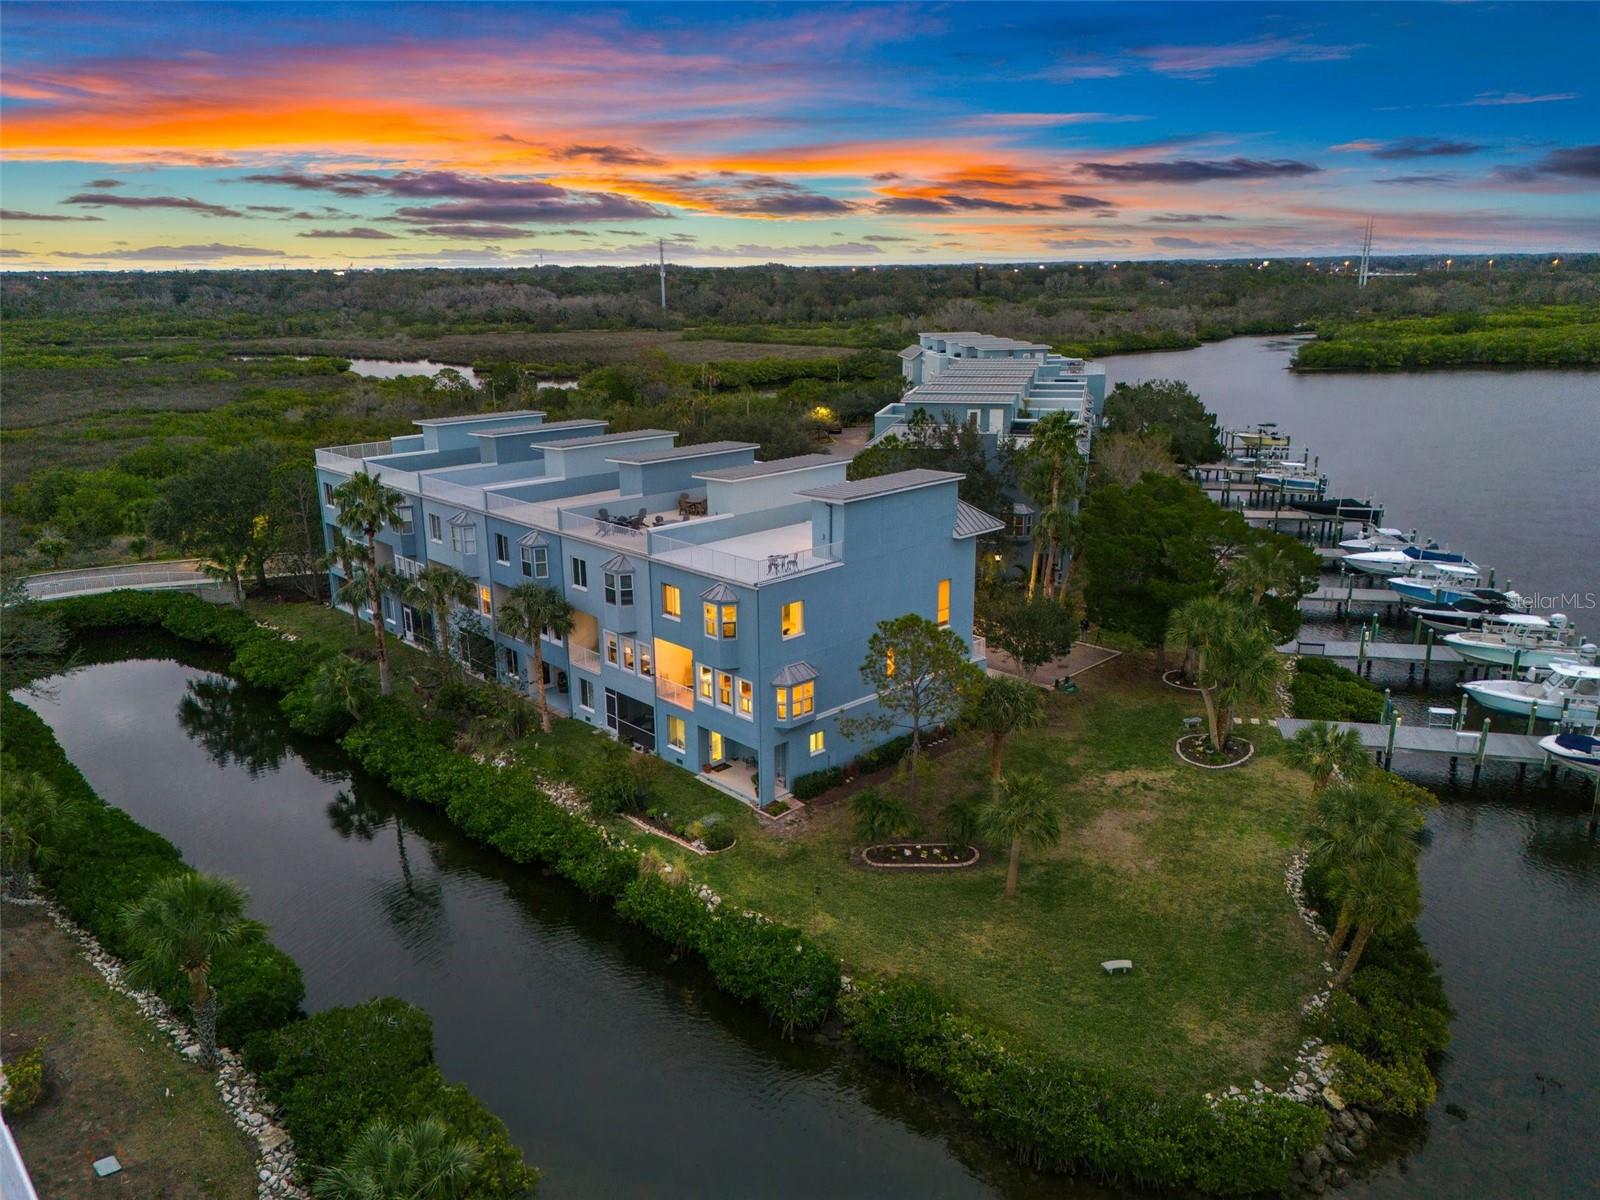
[[316, 414, 1000, 807], [874, 331, 1106, 573]]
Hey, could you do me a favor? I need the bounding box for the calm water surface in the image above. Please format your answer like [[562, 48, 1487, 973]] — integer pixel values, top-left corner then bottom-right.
[[1102, 339, 1600, 1198]]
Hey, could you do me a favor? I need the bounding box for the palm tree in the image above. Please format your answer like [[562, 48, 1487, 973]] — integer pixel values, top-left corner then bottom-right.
[[0, 772, 83, 897], [498, 582, 575, 733], [850, 788, 916, 843], [312, 1116, 480, 1200], [1285, 721, 1369, 795], [1227, 540, 1298, 607], [1306, 780, 1426, 956], [404, 564, 474, 663], [1167, 597, 1279, 752], [1019, 412, 1084, 599], [1331, 858, 1421, 988], [332, 470, 406, 695], [965, 675, 1045, 788], [321, 529, 366, 634], [121, 872, 264, 1066], [310, 656, 378, 723], [981, 772, 1060, 899]]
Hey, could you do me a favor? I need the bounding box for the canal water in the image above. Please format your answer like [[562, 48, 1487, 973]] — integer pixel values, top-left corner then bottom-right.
[[1100, 339, 1600, 1199]]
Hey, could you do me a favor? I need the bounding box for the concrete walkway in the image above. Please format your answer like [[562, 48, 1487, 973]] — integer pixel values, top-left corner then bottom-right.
[[21, 559, 225, 600], [986, 640, 1123, 688]]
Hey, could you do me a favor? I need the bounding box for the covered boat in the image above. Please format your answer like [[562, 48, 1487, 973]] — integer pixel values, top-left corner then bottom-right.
[[1538, 732, 1600, 776]]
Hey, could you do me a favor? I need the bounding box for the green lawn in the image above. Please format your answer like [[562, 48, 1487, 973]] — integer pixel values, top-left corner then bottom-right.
[[253, 600, 1323, 1094]]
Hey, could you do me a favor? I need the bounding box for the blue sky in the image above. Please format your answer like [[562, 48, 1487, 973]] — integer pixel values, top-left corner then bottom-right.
[[2, 2, 1595, 267]]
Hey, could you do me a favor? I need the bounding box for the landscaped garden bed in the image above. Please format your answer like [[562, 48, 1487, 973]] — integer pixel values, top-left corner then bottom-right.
[[860, 842, 979, 869], [1176, 732, 1255, 769]]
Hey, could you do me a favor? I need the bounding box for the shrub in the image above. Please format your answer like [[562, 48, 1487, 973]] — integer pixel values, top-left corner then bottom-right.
[[702, 825, 736, 852], [1291, 657, 1385, 721], [615, 874, 708, 952], [0, 1043, 45, 1115], [582, 748, 655, 815], [765, 800, 790, 816], [699, 910, 841, 1036], [246, 998, 537, 1198], [850, 787, 916, 842], [939, 794, 985, 848], [229, 632, 320, 693], [790, 767, 843, 800], [1324, 1044, 1436, 1117]]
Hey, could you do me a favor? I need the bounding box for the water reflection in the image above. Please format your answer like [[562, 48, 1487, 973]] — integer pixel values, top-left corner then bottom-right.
[[327, 787, 449, 955], [177, 675, 290, 775]]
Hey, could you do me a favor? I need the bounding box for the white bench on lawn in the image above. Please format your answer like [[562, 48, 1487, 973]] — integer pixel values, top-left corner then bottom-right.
[[1101, 959, 1133, 975]]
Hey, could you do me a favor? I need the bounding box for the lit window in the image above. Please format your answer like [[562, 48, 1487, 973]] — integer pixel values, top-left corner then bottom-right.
[[809, 730, 825, 756], [622, 638, 635, 673], [698, 664, 713, 700], [605, 632, 619, 665], [571, 558, 588, 589], [936, 579, 950, 627], [885, 647, 896, 677], [792, 680, 815, 716], [478, 586, 492, 616], [776, 687, 788, 721], [709, 730, 724, 762], [703, 603, 717, 638], [667, 716, 686, 752], [494, 533, 510, 564], [721, 604, 738, 639], [638, 648, 653, 677], [428, 514, 443, 542], [737, 679, 753, 717], [662, 583, 681, 619], [717, 671, 733, 708], [781, 600, 804, 638]]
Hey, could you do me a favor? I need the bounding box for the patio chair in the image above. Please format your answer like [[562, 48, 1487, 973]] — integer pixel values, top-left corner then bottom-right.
[[634, 507, 647, 525], [597, 507, 610, 523]]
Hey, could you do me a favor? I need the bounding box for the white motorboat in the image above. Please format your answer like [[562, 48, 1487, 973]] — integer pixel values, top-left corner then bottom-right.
[[1345, 544, 1477, 578], [1256, 468, 1325, 493], [1339, 527, 1413, 552], [1538, 732, 1600, 777], [1463, 661, 1600, 723], [1444, 616, 1597, 669], [1387, 564, 1485, 605]]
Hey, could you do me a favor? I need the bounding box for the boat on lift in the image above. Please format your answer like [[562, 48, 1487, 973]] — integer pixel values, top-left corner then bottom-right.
[[1288, 496, 1385, 522], [1256, 467, 1327, 493], [1345, 544, 1478, 577], [1234, 423, 1290, 449], [1538, 732, 1600, 776], [1339, 526, 1415, 552], [1387, 563, 1485, 605], [1444, 616, 1597, 669], [1463, 660, 1600, 723], [1409, 591, 1537, 633]]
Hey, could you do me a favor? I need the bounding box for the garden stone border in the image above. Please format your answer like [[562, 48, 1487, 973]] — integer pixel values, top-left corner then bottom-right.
[[3, 893, 308, 1200], [1173, 734, 1255, 770], [1160, 669, 1203, 692], [859, 843, 980, 870]]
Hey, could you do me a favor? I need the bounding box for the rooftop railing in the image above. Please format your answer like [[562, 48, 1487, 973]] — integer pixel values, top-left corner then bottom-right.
[[421, 476, 486, 510], [559, 509, 649, 547], [650, 532, 843, 586]]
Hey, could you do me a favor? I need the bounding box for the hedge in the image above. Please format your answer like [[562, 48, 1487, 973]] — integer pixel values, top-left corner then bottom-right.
[[791, 730, 926, 799], [843, 978, 1326, 1195], [0, 696, 305, 1049], [244, 999, 536, 1200], [1291, 656, 1386, 722]]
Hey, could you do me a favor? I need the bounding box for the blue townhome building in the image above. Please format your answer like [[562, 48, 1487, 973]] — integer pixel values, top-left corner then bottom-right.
[[316, 411, 1002, 808], [873, 331, 1107, 456]]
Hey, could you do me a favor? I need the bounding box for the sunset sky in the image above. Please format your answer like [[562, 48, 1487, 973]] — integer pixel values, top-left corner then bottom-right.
[[2, 1, 1595, 268]]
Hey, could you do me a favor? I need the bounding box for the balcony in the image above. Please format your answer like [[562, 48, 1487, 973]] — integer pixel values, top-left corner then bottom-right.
[[395, 555, 426, 580], [651, 530, 843, 587], [568, 643, 601, 674], [655, 677, 694, 710]]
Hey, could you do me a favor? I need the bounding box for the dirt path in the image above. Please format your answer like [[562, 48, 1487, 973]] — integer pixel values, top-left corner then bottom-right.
[[0, 902, 257, 1198]]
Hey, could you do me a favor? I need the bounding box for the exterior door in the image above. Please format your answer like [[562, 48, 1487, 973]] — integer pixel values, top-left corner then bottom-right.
[[708, 730, 724, 763], [774, 743, 787, 788]]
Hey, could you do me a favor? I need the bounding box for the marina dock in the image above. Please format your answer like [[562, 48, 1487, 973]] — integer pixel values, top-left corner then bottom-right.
[[1276, 718, 1550, 779]]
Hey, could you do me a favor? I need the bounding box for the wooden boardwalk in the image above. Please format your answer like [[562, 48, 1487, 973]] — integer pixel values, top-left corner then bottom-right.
[[1276, 718, 1549, 768], [1304, 585, 1408, 607], [1281, 638, 1465, 665]]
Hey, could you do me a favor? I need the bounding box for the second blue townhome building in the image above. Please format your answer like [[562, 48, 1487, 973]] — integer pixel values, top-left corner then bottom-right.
[[316, 411, 1002, 808]]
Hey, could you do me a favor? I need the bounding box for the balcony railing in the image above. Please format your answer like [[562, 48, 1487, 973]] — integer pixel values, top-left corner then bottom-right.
[[395, 555, 426, 579], [650, 532, 843, 586], [655, 677, 694, 709], [568, 644, 601, 674]]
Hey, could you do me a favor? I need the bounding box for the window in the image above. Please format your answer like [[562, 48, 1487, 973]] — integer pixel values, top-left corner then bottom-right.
[[604, 572, 634, 607], [520, 544, 544, 578], [605, 631, 619, 666], [622, 638, 635, 673], [703, 602, 717, 638], [776, 687, 787, 721], [571, 557, 588, 589], [737, 679, 753, 718], [323, 481, 337, 506], [885, 647, 896, 678], [494, 533, 510, 564], [504, 647, 520, 676], [638, 647, 653, 677], [716, 671, 733, 709], [708, 730, 724, 762], [698, 665, 713, 700], [578, 679, 595, 711], [428, 514, 443, 542], [809, 730, 826, 756], [703, 602, 737, 639], [791, 680, 815, 717], [478, 586, 492, 617], [661, 583, 681, 620], [394, 506, 414, 535], [936, 579, 951, 627], [667, 716, 686, 752], [450, 524, 476, 555], [781, 600, 804, 639]]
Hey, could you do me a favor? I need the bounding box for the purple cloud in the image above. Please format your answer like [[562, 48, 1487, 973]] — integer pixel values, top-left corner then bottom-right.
[[63, 192, 244, 217], [1492, 144, 1600, 183], [297, 227, 398, 239], [1, 209, 102, 221], [1076, 158, 1320, 183]]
